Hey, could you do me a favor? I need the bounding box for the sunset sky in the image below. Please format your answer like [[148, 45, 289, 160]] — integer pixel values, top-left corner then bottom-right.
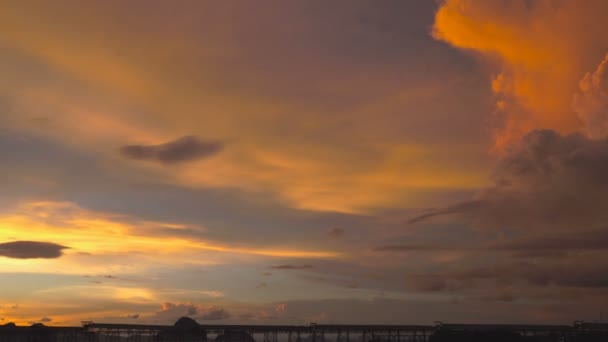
[[2, 0, 608, 326]]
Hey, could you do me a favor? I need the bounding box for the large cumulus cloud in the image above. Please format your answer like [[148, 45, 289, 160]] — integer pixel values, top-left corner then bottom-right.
[[433, 0, 608, 148]]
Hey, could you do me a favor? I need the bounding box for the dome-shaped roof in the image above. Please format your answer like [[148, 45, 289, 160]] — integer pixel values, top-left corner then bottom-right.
[[173, 317, 201, 331]]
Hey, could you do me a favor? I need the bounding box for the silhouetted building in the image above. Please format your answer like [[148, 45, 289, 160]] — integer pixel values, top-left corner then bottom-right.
[[157, 317, 207, 342]]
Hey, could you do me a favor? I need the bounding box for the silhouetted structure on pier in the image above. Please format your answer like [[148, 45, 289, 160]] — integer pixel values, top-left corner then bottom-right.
[[156, 317, 207, 342]]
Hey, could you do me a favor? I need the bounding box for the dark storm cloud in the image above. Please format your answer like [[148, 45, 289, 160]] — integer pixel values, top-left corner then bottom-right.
[[0, 241, 67, 259], [273, 296, 606, 324], [388, 130, 608, 294], [270, 264, 315, 270], [120, 136, 223, 164], [374, 229, 608, 253], [414, 258, 608, 290], [493, 229, 608, 252], [517, 261, 608, 288], [408, 130, 608, 232]]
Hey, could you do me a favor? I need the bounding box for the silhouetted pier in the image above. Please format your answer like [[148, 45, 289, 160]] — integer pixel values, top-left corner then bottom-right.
[[85, 323, 435, 342], [1, 319, 607, 342]]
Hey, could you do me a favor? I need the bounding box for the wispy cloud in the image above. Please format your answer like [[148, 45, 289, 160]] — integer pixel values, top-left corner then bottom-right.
[[270, 264, 315, 270]]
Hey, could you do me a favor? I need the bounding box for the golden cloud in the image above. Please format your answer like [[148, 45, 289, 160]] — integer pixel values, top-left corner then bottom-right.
[[433, 0, 608, 149], [0, 201, 338, 275]]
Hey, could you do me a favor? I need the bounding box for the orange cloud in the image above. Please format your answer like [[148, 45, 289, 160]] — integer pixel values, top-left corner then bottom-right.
[[0, 1, 490, 214], [433, 0, 608, 149], [574, 53, 608, 139], [0, 201, 337, 275]]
